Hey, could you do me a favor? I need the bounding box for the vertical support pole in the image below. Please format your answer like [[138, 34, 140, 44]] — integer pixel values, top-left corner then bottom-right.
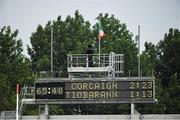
[[86, 54, 88, 67], [98, 39, 101, 67], [129, 70, 131, 78], [129, 69, 134, 116], [44, 24, 53, 117], [99, 39, 101, 56], [51, 25, 53, 77], [45, 104, 49, 116], [131, 103, 134, 115], [131, 25, 141, 117], [16, 84, 19, 120], [138, 25, 140, 78]]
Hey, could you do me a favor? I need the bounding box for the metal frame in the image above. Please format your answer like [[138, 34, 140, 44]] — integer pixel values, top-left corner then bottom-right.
[[18, 51, 156, 116], [35, 77, 154, 82], [67, 53, 124, 78], [22, 98, 155, 105]]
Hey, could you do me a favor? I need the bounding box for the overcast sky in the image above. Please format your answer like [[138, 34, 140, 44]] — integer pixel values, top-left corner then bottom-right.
[[0, 0, 180, 56]]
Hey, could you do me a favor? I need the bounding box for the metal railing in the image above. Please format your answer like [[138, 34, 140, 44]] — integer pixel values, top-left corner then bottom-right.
[[67, 54, 110, 68], [67, 53, 124, 78]]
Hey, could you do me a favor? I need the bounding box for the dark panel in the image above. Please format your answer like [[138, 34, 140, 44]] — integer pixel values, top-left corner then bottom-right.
[[65, 81, 153, 90], [34, 80, 154, 103], [35, 82, 65, 99], [65, 81, 119, 90]]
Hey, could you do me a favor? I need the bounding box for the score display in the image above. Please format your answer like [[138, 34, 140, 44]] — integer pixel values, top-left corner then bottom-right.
[[35, 79, 155, 104]]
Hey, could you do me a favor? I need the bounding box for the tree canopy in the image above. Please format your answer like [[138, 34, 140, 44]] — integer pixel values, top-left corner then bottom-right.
[[139, 28, 180, 113], [28, 11, 138, 77], [28, 11, 94, 76], [27, 11, 139, 114], [0, 26, 32, 112], [155, 28, 180, 113], [0, 10, 180, 114]]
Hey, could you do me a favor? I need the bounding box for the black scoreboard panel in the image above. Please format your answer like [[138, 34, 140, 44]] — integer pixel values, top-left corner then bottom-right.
[[35, 82, 65, 99], [35, 79, 155, 103]]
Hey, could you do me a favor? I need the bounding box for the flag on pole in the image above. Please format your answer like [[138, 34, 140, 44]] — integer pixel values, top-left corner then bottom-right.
[[96, 16, 105, 40]]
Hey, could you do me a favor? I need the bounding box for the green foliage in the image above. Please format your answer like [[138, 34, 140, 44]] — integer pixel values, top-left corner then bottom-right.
[[2, 11, 180, 115], [28, 11, 138, 114], [28, 10, 94, 76], [141, 42, 157, 76], [0, 73, 10, 111], [164, 75, 180, 113], [154, 28, 180, 113], [0, 26, 33, 112], [140, 28, 180, 113], [156, 28, 180, 88], [28, 12, 138, 77], [49, 105, 64, 115], [93, 14, 138, 76]]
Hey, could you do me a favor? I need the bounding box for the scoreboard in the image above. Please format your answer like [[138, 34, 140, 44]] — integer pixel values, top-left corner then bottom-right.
[[35, 78, 155, 104]]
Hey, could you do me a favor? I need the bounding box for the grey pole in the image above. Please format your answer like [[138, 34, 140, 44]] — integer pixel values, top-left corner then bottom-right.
[[99, 38, 101, 56], [44, 24, 53, 117], [51, 25, 53, 77], [138, 25, 140, 78], [99, 38, 101, 66], [131, 25, 140, 116]]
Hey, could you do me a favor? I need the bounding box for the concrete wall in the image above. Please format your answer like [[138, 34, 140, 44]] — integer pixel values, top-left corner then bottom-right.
[[1, 114, 180, 120], [140, 114, 180, 120]]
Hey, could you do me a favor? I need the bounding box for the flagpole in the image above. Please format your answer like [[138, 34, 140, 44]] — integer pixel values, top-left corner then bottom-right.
[[99, 36, 101, 65], [96, 16, 104, 66]]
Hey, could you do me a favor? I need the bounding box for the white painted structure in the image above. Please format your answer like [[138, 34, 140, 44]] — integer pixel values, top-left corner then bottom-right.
[[1, 112, 180, 120]]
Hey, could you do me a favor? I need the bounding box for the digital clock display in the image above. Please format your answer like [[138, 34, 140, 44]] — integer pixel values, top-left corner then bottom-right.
[[35, 79, 155, 103], [35, 82, 65, 99]]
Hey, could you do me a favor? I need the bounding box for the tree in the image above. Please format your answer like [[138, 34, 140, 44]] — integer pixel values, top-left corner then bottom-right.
[[93, 13, 138, 76], [156, 28, 180, 88], [139, 28, 180, 113], [140, 42, 157, 76], [28, 10, 94, 114], [28, 10, 94, 76], [155, 28, 180, 113], [0, 26, 32, 111], [28, 11, 139, 114]]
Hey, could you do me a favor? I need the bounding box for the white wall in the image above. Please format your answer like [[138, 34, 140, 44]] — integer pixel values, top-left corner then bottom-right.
[[1, 114, 180, 120]]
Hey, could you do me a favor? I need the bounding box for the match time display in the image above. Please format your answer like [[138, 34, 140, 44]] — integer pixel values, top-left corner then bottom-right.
[[35, 79, 154, 103]]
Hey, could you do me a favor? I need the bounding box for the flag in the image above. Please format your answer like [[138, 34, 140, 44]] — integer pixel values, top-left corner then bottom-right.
[[96, 17, 105, 40]]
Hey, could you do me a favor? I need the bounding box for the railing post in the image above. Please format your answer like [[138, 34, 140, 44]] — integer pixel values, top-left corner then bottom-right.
[[86, 54, 89, 67]]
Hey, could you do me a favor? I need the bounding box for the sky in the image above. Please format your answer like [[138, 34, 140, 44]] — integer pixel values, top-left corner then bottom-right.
[[0, 0, 180, 57]]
